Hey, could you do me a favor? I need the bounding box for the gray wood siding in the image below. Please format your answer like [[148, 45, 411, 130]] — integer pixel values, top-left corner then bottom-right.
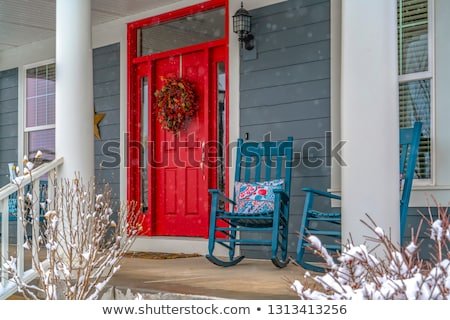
[[0, 68, 18, 187], [93, 43, 121, 209], [239, 0, 331, 259]]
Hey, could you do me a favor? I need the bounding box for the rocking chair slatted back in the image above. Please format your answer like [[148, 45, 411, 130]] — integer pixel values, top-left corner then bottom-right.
[[235, 139, 293, 196], [296, 123, 422, 272]]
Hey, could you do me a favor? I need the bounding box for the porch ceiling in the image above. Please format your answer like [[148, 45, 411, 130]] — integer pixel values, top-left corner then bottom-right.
[[0, 0, 183, 51]]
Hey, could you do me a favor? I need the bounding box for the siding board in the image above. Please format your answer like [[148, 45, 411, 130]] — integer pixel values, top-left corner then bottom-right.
[[253, 1, 330, 35], [240, 60, 330, 91], [0, 86, 18, 101], [240, 79, 330, 107], [240, 98, 330, 126], [242, 40, 330, 73], [250, 0, 329, 19], [256, 21, 330, 53], [241, 117, 330, 141]]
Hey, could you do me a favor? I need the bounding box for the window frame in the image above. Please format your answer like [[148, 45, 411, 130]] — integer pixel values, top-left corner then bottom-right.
[[22, 59, 56, 161], [397, 0, 435, 186]]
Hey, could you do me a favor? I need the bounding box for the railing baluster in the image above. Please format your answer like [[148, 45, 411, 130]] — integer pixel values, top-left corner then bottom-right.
[[1, 198, 9, 288], [16, 186, 25, 278], [48, 169, 56, 211], [31, 179, 41, 268]]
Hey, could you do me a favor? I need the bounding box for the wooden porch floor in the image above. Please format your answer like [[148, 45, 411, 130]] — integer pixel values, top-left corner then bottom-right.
[[109, 255, 305, 299]]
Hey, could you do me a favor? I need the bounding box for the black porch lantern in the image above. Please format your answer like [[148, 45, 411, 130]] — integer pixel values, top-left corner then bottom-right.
[[233, 2, 254, 50]]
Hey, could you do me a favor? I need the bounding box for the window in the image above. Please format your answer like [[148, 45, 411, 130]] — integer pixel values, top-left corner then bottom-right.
[[138, 7, 225, 56], [25, 63, 55, 161], [397, 0, 433, 181]]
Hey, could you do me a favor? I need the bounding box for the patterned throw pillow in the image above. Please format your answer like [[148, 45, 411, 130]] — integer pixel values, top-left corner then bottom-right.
[[234, 179, 284, 214]]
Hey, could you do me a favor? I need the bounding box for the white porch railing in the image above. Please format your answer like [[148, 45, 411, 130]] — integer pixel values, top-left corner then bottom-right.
[[0, 157, 63, 299]]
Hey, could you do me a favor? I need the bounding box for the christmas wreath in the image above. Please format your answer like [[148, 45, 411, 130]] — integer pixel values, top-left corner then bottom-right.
[[154, 77, 197, 134]]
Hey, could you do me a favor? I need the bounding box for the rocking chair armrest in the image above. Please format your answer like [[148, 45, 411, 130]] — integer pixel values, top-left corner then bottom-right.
[[273, 189, 290, 205], [302, 187, 341, 200], [208, 189, 236, 206]]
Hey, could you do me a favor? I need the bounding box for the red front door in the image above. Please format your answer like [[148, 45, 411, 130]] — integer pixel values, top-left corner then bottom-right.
[[153, 50, 210, 237], [127, 1, 228, 238]]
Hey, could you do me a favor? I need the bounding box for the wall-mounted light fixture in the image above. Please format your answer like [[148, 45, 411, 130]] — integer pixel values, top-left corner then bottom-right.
[[233, 2, 254, 50]]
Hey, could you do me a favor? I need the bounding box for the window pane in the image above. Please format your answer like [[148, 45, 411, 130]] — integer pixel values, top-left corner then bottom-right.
[[399, 24, 428, 74], [141, 77, 148, 212], [138, 7, 225, 56], [47, 94, 55, 124], [36, 66, 47, 96], [36, 96, 47, 126], [26, 63, 56, 128], [47, 64, 56, 94], [26, 97, 37, 127], [399, 80, 431, 179], [397, 0, 428, 74], [400, 0, 428, 24], [28, 129, 55, 161], [26, 69, 37, 97], [217, 62, 226, 193]]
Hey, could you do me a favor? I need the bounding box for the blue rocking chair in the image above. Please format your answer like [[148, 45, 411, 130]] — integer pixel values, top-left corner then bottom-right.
[[206, 137, 294, 268], [296, 122, 422, 272]]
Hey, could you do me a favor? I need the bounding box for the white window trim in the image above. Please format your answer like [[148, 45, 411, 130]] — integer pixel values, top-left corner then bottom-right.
[[24, 124, 56, 133], [398, 0, 435, 187], [20, 58, 56, 162]]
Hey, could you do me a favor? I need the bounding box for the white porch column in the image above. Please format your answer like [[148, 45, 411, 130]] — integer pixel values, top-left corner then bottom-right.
[[55, 0, 94, 181], [341, 0, 400, 245]]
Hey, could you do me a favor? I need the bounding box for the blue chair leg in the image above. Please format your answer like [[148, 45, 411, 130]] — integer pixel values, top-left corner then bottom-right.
[[207, 194, 219, 256], [281, 214, 289, 261], [296, 192, 327, 273], [271, 199, 289, 268], [206, 195, 245, 267], [206, 222, 245, 267], [296, 193, 311, 264], [295, 192, 324, 272], [229, 226, 237, 261]]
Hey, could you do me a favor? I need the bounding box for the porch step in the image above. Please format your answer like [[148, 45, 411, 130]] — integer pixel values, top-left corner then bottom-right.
[[101, 286, 224, 300]]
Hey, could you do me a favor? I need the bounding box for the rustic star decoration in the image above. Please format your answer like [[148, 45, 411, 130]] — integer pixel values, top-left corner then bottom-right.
[[94, 111, 106, 140]]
